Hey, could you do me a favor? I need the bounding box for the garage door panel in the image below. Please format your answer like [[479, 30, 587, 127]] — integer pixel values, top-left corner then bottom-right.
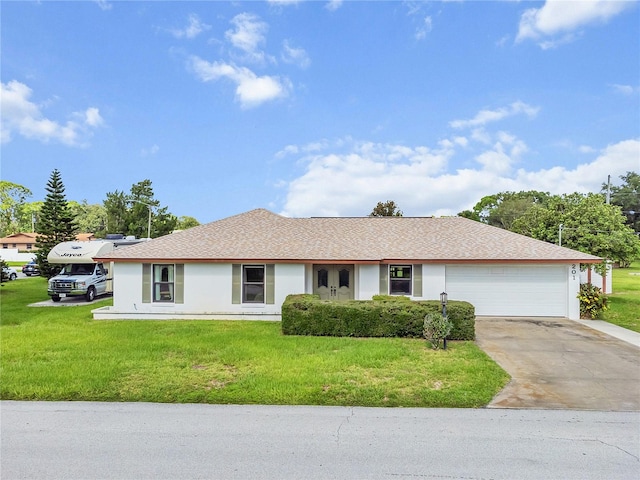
[[446, 265, 566, 317]]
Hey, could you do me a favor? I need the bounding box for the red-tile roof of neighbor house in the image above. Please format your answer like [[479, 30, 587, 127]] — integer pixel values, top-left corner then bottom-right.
[[96, 208, 602, 264]]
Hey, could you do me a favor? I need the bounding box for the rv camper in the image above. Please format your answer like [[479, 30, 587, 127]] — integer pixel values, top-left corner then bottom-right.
[[47, 236, 141, 302]]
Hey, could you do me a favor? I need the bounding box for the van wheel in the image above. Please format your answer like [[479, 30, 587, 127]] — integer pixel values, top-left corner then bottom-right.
[[51, 295, 61, 302], [85, 287, 96, 302]]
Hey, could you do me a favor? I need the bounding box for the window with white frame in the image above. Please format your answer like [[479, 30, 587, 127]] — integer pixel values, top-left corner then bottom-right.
[[389, 265, 412, 295], [243, 265, 265, 303], [153, 264, 174, 302]]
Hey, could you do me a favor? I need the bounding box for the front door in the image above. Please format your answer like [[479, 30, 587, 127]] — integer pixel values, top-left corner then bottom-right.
[[313, 265, 354, 301]]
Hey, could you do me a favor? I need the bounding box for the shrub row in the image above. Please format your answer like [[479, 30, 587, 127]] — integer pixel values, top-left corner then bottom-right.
[[281, 294, 475, 340]]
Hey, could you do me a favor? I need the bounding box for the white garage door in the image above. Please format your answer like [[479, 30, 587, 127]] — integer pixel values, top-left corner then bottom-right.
[[446, 265, 567, 317]]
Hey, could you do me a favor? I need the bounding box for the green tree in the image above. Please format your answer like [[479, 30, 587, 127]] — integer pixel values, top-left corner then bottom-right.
[[0, 181, 33, 236], [104, 180, 177, 238], [370, 200, 403, 217], [459, 191, 550, 229], [68, 200, 107, 237], [604, 171, 639, 233], [104, 190, 128, 234], [151, 206, 178, 238], [20, 201, 43, 233], [127, 179, 158, 238], [176, 216, 200, 230], [512, 193, 640, 268], [35, 170, 77, 278]]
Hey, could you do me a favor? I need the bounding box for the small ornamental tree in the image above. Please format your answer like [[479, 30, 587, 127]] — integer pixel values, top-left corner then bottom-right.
[[423, 313, 452, 350], [35, 170, 77, 278]]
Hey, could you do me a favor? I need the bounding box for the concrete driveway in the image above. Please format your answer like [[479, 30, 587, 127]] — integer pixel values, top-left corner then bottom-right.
[[475, 317, 640, 411]]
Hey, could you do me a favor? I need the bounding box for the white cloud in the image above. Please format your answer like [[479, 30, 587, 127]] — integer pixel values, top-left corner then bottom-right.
[[578, 145, 596, 154], [281, 40, 310, 68], [415, 16, 433, 40], [84, 107, 104, 127], [189, 56, 290, 108], [141, 144, 160, 157], [267, 0, 301, 5], [515, 139, 640, 193], [610, 83, 639, 95], [278, 135, 639, 218], [95, 0, 112, 11], [450, 101, 540, 129], [279, 138, 454, 217], [474, 132, 528, 175], [325, 0, 343, 12], [0, 80, 102, 146], [516, 0, 634, 47], [225, 13, 269, 64], [170, 14, 211, 40]]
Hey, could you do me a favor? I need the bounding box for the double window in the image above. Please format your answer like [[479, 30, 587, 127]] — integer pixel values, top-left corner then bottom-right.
[[389, 265, 412, 295]]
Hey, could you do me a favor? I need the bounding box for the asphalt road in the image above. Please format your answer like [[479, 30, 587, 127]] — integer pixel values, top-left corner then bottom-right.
[[2, 401, 638, 480]]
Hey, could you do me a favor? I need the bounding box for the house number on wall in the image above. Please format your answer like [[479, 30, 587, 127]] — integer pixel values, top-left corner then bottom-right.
[[571, 264, 577, 280]]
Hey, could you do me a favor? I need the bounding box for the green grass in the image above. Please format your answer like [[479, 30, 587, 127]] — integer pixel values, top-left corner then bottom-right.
[[602, 262, 640, 333], [0, 277, 509, 407]]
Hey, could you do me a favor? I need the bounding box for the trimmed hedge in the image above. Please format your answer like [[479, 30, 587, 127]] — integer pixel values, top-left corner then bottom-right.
[[281, 294, 475, 340]]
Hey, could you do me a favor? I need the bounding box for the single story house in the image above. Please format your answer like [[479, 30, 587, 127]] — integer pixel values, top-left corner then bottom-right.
[[92, 208, 601, 321], [0, 232, 38, 251], [0, 232, 96, 251]]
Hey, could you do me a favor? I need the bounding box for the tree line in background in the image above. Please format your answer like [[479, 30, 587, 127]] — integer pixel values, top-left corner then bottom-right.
[[456, 172, 640, 267], [0, 171, 200, 240], [1, 170, 638, 271], [370, 172, 639, 268]]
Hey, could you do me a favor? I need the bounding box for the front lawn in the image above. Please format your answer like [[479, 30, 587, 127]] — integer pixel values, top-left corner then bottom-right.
[[602, 262, 640, 333], [0, 277, 509, 407]]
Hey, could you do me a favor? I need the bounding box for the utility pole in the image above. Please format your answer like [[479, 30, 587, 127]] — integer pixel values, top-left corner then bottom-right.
[[558, 223, 563, 247], [132, 200, 153, 239], [606, 175, 611, 204]]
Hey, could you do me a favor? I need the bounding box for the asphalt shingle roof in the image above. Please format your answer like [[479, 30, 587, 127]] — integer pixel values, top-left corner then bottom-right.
[[97, 208, 602, 264]]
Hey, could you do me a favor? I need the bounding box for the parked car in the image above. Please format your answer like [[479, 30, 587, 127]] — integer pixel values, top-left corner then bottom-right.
[[22, 261, 40, 276], [2, 266, 18, 281]]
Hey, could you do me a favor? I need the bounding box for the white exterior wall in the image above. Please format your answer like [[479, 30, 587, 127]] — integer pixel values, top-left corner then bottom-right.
[[567, 263, 581, 320], [94, 261, 584, 320], [357, 264, 379, 300], [0, 249, 36, 263], [97, 262, 305, 320], [421, 264, 446, 300]]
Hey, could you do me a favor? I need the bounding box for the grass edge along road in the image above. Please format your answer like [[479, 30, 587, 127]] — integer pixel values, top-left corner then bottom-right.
[[1, 277, 508, 407], [602, 262, 640, 333]]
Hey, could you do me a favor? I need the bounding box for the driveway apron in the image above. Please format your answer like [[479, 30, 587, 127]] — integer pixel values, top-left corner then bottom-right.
[[475, 317, 640, 411]]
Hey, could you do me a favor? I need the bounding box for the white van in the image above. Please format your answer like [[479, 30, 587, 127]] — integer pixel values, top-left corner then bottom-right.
[[47, 237, 141, 302]]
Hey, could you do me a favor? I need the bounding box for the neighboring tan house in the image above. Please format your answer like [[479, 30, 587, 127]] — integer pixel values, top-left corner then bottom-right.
[[0, 232, 97, 251], [0, 232, 38, 251], [92, 208, 601, 321]]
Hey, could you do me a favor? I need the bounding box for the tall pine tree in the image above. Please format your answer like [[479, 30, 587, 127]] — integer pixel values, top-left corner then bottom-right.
[[35, 170, 77, 278]]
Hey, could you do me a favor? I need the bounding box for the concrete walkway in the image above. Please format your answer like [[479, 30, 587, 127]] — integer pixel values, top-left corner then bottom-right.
[[475, 317, 640, 411], [573, 318, 640, 348]]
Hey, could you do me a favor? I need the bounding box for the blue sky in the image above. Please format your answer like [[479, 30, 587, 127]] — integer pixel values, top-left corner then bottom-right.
[[2, 0, 639, 224]]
